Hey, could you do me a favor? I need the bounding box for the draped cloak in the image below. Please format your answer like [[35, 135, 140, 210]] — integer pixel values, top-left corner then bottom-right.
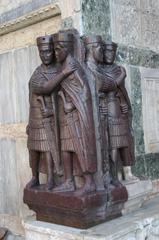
[[59, 60, 97, 173]]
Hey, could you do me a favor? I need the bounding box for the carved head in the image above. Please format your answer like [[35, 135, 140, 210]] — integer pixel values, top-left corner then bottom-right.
[[84, 36, 104, 64], [53, 32, 74, 63], [104, 41, 117, 65], [37, 35, 55, 66]]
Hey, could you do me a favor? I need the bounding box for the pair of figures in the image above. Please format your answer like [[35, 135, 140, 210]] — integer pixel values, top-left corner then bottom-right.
[[26, 30, 136, 196], [26, 31, 96, 196], [85, 36, 136, 187]]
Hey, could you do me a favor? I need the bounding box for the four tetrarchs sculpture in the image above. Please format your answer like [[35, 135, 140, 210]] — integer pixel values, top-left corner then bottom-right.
[[23, 29, 137, 228]]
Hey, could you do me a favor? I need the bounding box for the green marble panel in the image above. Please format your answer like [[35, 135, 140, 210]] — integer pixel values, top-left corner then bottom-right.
[[81, 0, 159, 180], [117, 45, 159, 68], [132, 155, 147, 178], [61, 17, 74, 30], [82, 0, 111, 38], [133, 153, 159, 180], [130, 66, 145, 155]]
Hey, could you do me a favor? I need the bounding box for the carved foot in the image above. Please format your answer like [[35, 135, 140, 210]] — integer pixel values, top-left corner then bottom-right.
[[45, 181, 54, 191], [110, 179, 123, 188], [74, 182, 96, 196], [0, 228, 8, 240], [53, 179, 75, 192], [124, 174, 139, 182], [123, 166, 139, 182], [26, 177, 39, 189]]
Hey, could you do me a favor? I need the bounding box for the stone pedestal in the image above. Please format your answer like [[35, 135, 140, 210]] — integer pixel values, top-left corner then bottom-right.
[[22, 196, 159, 240], [23, 185, 127, 229], [122, 180, 152, 215]]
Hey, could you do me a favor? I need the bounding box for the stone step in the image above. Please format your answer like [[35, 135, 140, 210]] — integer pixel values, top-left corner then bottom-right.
[[23, 195, 159, 240], [6, 234, 24, 240]]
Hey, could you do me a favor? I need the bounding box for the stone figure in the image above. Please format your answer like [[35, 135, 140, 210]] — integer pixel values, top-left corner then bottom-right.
[[52, 31, 97, 195], [24, 30, 128, 229], [84, 35, 114, 185], [0, 228, 7, 240], [102, 41, 136, 182], [84, 37, 136, 186], [26, 35, 76, 190]]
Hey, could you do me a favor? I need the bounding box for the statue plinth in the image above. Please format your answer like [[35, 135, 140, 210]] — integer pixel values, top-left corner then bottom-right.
[[23, 30, 136, 228], [24, 186, 128, 229]]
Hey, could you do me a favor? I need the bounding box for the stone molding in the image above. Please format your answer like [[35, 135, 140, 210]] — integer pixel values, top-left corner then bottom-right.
[[0, 123, 27, 139], [0, 4, 61, 36], [140, 67, 159, 154], [23, 196, 159, 240]]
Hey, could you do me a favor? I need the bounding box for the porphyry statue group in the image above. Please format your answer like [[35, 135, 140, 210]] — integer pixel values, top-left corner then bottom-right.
[[26, 29, 137, 196]]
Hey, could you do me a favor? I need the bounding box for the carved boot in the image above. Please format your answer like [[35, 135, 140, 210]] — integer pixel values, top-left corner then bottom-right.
[[53, 179, 75, 192], [26, 176, 39, 189], [45, 178, 54, 191], [123, 166, 139, 182], [74, 174, 96, 196]]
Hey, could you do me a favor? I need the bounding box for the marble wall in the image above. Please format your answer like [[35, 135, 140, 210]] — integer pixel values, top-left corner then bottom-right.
[[0, 0, 83, 235], [0, 46, 39, 234], [110, 0, 159, 52], [82, 0, 159, 180], [0, 1, 60, 235], [1, 0, 159, 235]]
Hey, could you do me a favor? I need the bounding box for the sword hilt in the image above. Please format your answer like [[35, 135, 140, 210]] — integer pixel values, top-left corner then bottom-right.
[[37, 96, 46, 111]]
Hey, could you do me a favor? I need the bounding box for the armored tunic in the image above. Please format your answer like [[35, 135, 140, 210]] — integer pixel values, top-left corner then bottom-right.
[[58, 91, 75, 152], [27, 64, 57, 153], [87, 62, 134, 167], [99, 64, 135, 166]]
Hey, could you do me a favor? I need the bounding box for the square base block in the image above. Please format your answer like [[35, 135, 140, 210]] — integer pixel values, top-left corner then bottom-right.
[[24, 185, 127, 229]]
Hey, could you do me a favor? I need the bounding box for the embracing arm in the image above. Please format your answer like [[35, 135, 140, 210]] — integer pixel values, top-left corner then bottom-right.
[[97, 73, 117, 92], [31, 62, 77, 95], [116, 66, 126, 87], [31, 71, 65, 95]]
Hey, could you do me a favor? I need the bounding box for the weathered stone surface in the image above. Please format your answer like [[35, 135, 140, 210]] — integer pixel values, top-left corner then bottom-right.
[[0, 0, 32, 16], [82, 0, 111, 38], [24, 219, 84, 240], [23, 196, 159, 240], [111, 0, 141, 47], [0, 0, 83, 36], [1, 0, 159, 237], [0, 137, 33, 235], [133, 154, 147, 178], [134, 153, 159, 180], [151, 179, 159, 198], [0, 0, 83, 235], [61, 17, 74, 30], [140, 67, 159, 154], [81, 0, 159, 183], [116, 44, 159, 177], [122, 180, 152, 215], [55, 0, 83, 32], [6, 234, 24, 240], [0, 4, 61, 37], [14, 46, 40, 123], [0, 215, 24, 236], [0, 138, 19, 214], [0, 0, 63, 24], [0, 124, 26, 139], [111, 0, 159, 53], [0, 52, 16, 123], [0, 46, 40, 124], [130, 66, 145, 155], [0, 228, 7, 239], [117, 45, 159, 68], [0, 15, 61, 54]]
